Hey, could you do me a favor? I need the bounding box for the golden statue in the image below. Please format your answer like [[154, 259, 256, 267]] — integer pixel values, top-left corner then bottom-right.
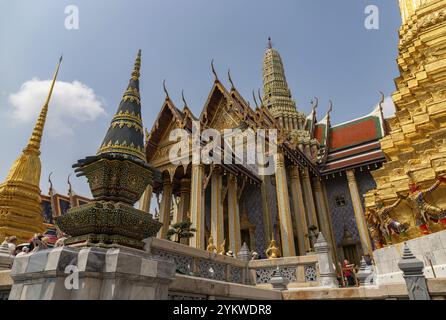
[[374, 195, 408, 245], [405, 175, 446, 235], [265, 238, 281, 259], [206, 236, 217, 253], [365, 208, 385, 249], [218, 239, 226, 255]]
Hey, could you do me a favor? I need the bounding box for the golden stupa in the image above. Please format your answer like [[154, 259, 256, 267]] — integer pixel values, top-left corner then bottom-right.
[[0, 56, 62, 243], [364, 0, 446, 246]]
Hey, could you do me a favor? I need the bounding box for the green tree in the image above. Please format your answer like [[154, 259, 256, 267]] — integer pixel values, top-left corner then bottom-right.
[[167, 218, 197, 243]]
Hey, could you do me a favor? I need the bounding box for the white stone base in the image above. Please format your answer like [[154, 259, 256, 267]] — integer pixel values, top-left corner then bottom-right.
[[8, 246, 176, 300], [373, 230, 446, 285]]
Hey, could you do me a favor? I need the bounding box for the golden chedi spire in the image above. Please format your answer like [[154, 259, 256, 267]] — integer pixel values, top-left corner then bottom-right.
[[364, 0, 446, 243], [0, 56, 62, 242]]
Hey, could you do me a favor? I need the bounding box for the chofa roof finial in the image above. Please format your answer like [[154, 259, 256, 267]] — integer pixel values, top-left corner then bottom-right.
[[211, 59, 218, 81], [181, 90, 188, 108], [228, 68, 235, 90], [163, 79, 170, 100], [328, 99, 333, 115], [252, 90, 259, 108], [311, 97, 318, 111]]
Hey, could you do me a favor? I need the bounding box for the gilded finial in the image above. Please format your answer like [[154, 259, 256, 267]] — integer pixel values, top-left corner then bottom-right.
[[26, 55, 63, 154], [228, 69, 235, 90], [131, 49, 141, 80], [267, 36, 273, 49], [265, 235, 281, 259], [163, 79, 170, 100], [211, 59, 218, 81], [252, 90, 259, 108]]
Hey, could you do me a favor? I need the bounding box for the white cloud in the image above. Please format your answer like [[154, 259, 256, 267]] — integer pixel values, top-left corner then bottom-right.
[[8, 78, 106, 136]]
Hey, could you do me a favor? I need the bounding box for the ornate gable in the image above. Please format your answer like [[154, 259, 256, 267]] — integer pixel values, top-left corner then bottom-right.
[[146, 99, 184, 163]]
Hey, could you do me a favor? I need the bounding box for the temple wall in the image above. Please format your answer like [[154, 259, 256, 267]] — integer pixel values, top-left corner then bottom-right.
[[355, 170, 377, 209], [240, 184, 267, 257], [324, 175, 360, 247]]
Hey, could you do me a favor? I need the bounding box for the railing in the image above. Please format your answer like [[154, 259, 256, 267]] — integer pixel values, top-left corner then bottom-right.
[[146, 238, 249, 284], [248, 255, 319, 286], [146, 238, 319, 287]]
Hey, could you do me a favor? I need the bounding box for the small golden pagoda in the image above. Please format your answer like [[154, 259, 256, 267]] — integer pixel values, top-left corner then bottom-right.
[[0, 56, 62, 243], [364, 0, 446, 245]]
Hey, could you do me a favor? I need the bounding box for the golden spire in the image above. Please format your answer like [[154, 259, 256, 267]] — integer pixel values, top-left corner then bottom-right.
[[0, 56, 62, 242], [26, 55, 62, 154]]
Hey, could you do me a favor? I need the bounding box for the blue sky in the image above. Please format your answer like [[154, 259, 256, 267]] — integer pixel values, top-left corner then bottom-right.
[[0, 0, 402, 198]]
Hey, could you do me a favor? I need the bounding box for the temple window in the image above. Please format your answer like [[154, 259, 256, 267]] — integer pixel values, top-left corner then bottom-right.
[[335, 195, 347, 207]]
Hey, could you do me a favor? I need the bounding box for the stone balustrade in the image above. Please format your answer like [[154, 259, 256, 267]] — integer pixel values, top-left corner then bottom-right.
[[248, 255, 319, 287], [145, 238, 319, 288], [145, 238, 249, 284]]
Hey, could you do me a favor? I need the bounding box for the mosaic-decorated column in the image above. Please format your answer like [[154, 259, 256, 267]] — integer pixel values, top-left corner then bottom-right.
[[301, 168, 319, 231], [158, 176, 173, 239], [274, 152, 296, 257], [138, 184, 153, 213], [189, 164, 205, 249], [227, 174, 241, 253], [260, 176, 273, 243], [211, 167, 225, 247], [289, 166, 310, 255], [346, 169, 373, 255], [176, 178, 191, 224], [312, 177, 338, 260]]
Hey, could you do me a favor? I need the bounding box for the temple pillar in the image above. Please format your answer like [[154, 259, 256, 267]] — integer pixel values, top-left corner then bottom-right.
[[138, 184, 153, 213], [227, 174, 241, 253], [176, 178, 191, 224], [260, 176, 273, 243], [289, 166, 310, 255], [158, 176, 172, 239], [346, 169, 373, 255], [274, 152, 296, 257], [211, 167, 225, 247], [301, 168, 319, 231], [312, 177, 338, 262], [189, 164, 205, 249]]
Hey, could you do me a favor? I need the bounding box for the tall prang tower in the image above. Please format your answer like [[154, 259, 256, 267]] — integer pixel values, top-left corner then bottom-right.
[[364, 0, 446, 241], [0, 57, 62, 242], [262, 38, 319, 160]]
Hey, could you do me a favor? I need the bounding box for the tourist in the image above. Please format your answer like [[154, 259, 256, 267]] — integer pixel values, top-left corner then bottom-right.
[[1, 236, 18, 255], [16, 246, 30, 257], [342, 259, 356, 286]]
